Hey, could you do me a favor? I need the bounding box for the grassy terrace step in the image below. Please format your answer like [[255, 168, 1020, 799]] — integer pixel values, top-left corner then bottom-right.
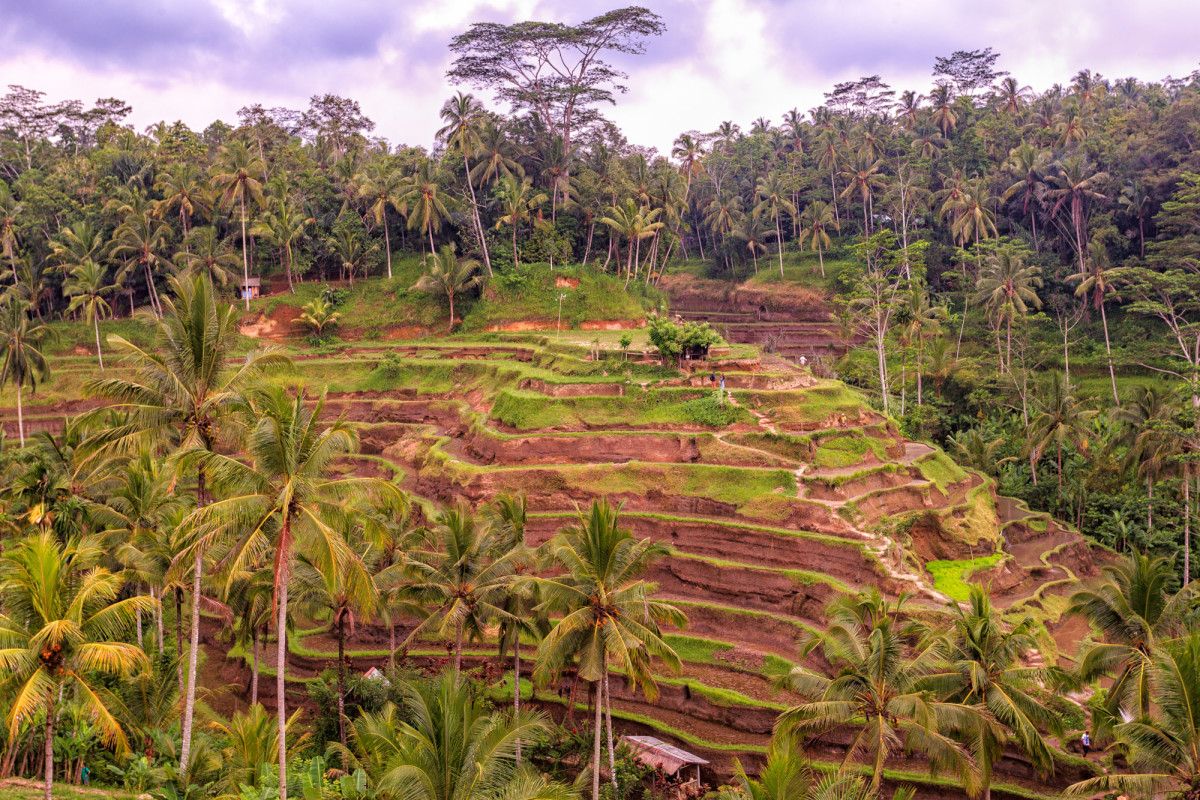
[[490, 387, 756, 430]]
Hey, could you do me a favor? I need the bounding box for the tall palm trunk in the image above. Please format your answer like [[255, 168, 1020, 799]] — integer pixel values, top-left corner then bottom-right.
[[175, 588, 184, 699], [251, 628, 259, 706], [1099, 296, 1119, 405], [277, 567, 289, 800], [591, 677, 602, 800], [463, 156, 491, 277], [285, 244, 295, 294], [775, 213, 784, 277], [454, 617, 463, 673], [240, 186, 250, 312], [43, 691, 54, 800], [15, 382, 23, 447], [180, 467, 207, 773], [337, 609, 348, 765], [604, 667, 616, 788], [89, 314, 105, 370], [513, 641, 522, 765]]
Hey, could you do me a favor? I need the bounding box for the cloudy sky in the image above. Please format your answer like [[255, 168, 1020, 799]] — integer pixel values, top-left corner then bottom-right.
[[1, 0, 1197, 153]]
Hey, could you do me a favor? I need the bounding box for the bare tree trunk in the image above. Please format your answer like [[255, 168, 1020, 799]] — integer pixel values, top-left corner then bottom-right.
[[277, 573, 289, 800], [604, 667, 616, 789], [43, 693, 53, 800], [591, 678, 602, 800], [15, 384, 23, 447], [94, 316, 104, 371], [251, 628, 259, 706], [241, 187, 251, 312], [180, 469, 207, 771], [1100, 298, 1119, 406], [513, 642, 522, 765], [454, 617, 463, 673], [337, 610, 348, 767]]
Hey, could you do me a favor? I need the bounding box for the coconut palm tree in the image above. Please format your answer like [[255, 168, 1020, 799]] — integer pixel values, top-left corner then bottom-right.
[[82, 275, 289, 771], [1067, 238, 1120, 405], [535, 499, 687, 800], [185, 386, 391, 800], [0, 533, 153, 800], [1002, 143, 1051, 252], [358, 163, 410, 280], [1026, 372, 1097, 489], [798, 201, 838, 278], [63, 260, 118, 371], [49, 221, 106, 281], [903, 289, 946, 406], [411, 243, 484, 330], [923, 586, 1059, 800], [1066, 552, 1195, 718], [1067, 633, 1200, 798], [174, 226, 241, 288], [930, 84, 958, 136], [494, 174, 548, 269], [726, 733, 900, 800], [330, 226, 377, 286], [946, 429, 1012, 477], [0, 296, 53, 446], [839, 154, 884, 235], [298, 296, 342, 337], [250, 201, 312, 293], [1114, 385, 1182, 535], [210, 141, 266, 310], [110, 210, 172, 317], [155, 161, 208, 239], [356, 671, 575, 800], [438, 92, 493, 275], [1046, 155, 1109, 280], [404, 159, 452, 257], [600, 199, 664, 288], [755, 171, 796, 276], [774, 592, 979, 793], [401, 501, 519, 672], [973, 246, 1042, 372], [293, 548, 376, 759], [732, 213, 771, 274]]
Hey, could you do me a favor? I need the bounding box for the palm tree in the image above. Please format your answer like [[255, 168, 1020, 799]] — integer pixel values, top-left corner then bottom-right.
[[330, 226, 377, 286], [774, 592, 978, 793], [155, 161, 208, 239], [494, 174, 548, 269], [82, 275, 289, 772], [0, 533, 153, 800], [411, 244, 484, 331], [0, 180, 24, 260], [600, 199, 664, 288], [212, 704, 308, 798], [210, 141, 266, 310], [1114, 385, 1181, 535], [1067, 238, 1120, 405], [930, 84, 958, 136], [1002, 143, 1051, 252], [358, 163, 410, 280], [174, 226, 241, 288], [973, 246, 1042, 372], [755, 171, 796, 276], [49, 221, 106, 282], [535, 500, 687, 800], [251, 202, 312, 293], [732, 213, 771, 274], [1066, 552, 1195, 718], [1046, 155, 1109, 281], [401, 501, 519, 672], [358, 671, 575, 800], [1026, 372, 1097, 489], [798, 201, 838, 278], [1119, 178, 1153, 258], [923, 586, 1059, 800], [404, 159, 452, 257], [293, 549, 376, 759], [726, 733, 898, 800], [438, 92, 493, 275], [298, 296, 342, 337], [0, 297, 53, 446], [839, 154, 884, 235], [903, 289, 946, 406], [63, 260, 118, 371], [110, 210, 172, 317], [186, 386, 391, 800], [1067, 634, 1200, 798], [947, 429, 1013, 477]]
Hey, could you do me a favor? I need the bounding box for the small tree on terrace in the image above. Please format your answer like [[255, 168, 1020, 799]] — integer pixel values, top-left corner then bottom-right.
[[645, 313, 721, 367], [411, 244, 484, 331]]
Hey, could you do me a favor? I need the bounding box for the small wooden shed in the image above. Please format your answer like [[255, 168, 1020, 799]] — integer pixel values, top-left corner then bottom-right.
[[240, 277, 262, 300], [619, 735, 708, 790]]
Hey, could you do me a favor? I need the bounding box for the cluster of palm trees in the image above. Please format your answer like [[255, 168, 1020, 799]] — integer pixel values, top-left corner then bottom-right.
[[0, 274, 686, 800]]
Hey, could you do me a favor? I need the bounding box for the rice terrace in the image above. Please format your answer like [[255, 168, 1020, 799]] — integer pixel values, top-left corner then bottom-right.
[[0, 4, 1198, 800]]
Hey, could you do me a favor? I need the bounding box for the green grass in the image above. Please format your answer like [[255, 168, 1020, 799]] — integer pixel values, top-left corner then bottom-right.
[[462, 263, 657, 330], [736, 382, 869, 427], [927, 554, 1004, 601], [915, 451, 968, 493], [664, 634, 795, 675], [489, 387, 755, 429], [0, 782, 139, 800]]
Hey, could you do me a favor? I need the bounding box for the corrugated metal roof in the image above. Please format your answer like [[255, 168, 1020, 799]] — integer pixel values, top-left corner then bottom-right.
[[622, 736, 709, 765]]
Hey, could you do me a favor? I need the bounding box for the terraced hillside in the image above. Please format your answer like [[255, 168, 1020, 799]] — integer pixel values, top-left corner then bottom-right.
[[2, 334, 1105, 798]]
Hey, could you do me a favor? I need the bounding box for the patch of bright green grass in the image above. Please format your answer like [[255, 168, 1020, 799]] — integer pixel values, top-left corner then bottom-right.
[[915, 451, 968, 493], [489, 387, 755, 429], [927, 554, 1004, 601]]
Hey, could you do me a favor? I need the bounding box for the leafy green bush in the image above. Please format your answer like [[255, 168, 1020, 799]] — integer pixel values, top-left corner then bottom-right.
[[682, 392, 741, 427], [377, 351, 405, 379]]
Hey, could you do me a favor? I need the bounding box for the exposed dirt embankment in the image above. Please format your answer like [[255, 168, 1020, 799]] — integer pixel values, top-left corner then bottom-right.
[[463, 430, 703, 466], [660, 275, 830, 318]]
